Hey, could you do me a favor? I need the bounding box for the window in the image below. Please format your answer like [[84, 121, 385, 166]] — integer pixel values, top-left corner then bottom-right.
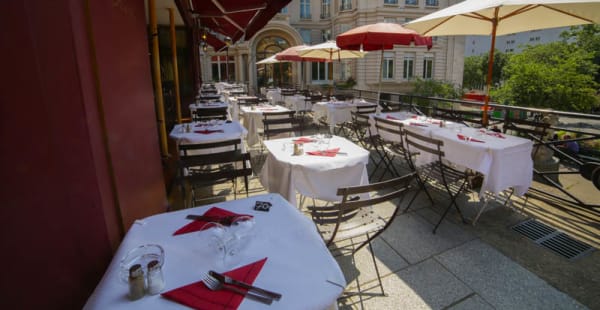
[[340, 0, 352, 11], [340, 62, 351, 81], [382, 52, 395, 80], [425, 0, 438, 6], [280, 6, 288, 13], [384, 17, 397, 23], [321, 0, 330, 18], [300, 29, 312, 44], [322, 29, 331, 41], [405, 0, 418, 5], [405, 17, 414, 23], [384, 0, 398, 4], [423, 54, 433, 79], [300, 0, 311, 19], [403, 53, 415, 79], [312, 62, 333, 81], [339, 24, 352, 34]]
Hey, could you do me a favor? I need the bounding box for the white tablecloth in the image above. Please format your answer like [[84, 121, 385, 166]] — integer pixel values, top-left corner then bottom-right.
[[169, 121, 247, 146], [284, 95, 310, 113], [313, 100, 380, 133], [266, 89, 282, 104], [260, 136, 370, 206], [240, 105, 291, 146], [431, 126, 533, 196], [368, 112, 533, 196], [84, 194, 345, 310]]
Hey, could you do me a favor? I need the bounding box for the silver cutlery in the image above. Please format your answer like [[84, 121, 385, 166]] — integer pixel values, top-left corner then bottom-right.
[[209, 270, 282, 300], [203, 273, 273, 305]]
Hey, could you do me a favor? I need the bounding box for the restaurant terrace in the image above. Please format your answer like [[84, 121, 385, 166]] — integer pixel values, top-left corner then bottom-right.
[[2, 1, 599, 309]]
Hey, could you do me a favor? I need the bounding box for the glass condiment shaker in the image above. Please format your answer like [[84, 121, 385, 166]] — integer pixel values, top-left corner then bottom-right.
[[146, 260, 165, 295], [128, 264, 145, 300]]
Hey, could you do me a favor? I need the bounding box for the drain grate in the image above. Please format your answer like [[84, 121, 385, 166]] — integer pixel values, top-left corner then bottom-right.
[[512, 219, 595, 260]]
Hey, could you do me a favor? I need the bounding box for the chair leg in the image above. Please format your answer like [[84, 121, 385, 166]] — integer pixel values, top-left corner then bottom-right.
[[433, 180, 468, 234], [367, 238, 385, 297]]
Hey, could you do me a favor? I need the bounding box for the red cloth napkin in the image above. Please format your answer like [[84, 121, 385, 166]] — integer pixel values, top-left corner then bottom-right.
[[194, 129, 224, 134], [306, 147, 340, 157], [480, 130, 505, 138], [162, 258, 268, 310], [409, 122, 428, 127], [386, 115, 401, 121], [293, 137, 316, 144], [173, 207, 253, 236], [457, 134, 485, 143], [411, 115, 418, 119]]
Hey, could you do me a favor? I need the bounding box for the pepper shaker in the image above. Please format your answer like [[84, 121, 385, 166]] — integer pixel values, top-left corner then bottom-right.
[[146, 260, 165, 295], [128, 264, 145, 300]]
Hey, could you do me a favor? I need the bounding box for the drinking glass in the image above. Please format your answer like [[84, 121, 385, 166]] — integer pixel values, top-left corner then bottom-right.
[[119, 244, 164, 284]]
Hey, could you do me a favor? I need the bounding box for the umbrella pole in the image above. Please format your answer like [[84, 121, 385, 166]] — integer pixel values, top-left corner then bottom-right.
[[377, 50, 383, 106], [483, 12, 499, 127]]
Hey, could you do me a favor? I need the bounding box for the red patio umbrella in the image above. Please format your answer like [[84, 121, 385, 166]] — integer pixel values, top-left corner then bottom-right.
[[336, 23, 432, 103]]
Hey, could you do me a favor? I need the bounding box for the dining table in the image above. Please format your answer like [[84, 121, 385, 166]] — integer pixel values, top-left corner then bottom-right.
[[240, 104, 291, 147], [84, 193, 346, 310], [368, 111, 533, 197], [313, 99, 380, 133], [169, 120, 248, 154], [260, 135, 370, 207]]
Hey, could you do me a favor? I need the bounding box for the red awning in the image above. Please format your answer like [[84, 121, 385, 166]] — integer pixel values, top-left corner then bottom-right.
[[189, 0, 292, 43]]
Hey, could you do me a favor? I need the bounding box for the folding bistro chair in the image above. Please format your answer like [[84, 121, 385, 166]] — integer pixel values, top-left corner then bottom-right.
[[192, 107, 228, 122], [403, 130, 469, 233], [177, 139, 252, 207], [308, 173, 417, 304]]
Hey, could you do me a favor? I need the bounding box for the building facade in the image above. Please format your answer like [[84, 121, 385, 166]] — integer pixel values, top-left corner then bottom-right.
[[465, 27, 570, 57], [201, 0, 465, 94]]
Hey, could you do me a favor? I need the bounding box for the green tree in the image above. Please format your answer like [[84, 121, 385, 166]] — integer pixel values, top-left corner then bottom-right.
[[561, 24, 600, 84], [463, 55, 485, 90], [463, 50, 509, 91], [492, 41, 598, 112], [412, 78, 462, 99]]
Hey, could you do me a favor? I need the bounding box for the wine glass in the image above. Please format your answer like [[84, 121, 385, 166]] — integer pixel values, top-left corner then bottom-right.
[[227, 216, 255, 257], [201, 222, 233, 266]]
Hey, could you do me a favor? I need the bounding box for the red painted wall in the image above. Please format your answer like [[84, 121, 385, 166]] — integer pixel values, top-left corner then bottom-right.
[[0, 0, 166, 308]]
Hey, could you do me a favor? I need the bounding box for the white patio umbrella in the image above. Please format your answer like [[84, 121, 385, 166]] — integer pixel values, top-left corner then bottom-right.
[[257, 55, 290, 87], [298, 41, 367, 96], [404, 0, 600, 126], [298, 41, 367, 61]]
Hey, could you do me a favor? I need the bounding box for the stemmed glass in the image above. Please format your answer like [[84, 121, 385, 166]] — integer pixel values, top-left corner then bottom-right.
[[201, 217, 255, 267]]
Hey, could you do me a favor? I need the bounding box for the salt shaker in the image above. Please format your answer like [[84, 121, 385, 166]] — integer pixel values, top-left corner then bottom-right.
[[146, 260, 165, 295], [128, 264, 145, 300]]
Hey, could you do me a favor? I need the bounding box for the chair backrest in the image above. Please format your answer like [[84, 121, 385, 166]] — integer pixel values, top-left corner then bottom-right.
[[355, 104, 378, 115], [193, 107, 228, 121], [309, 94, 323, 103], [374, 116, 404, 144], [281, 88, 296, 96], [177, 138, 252, 196], [403, 129, 445, 165], [262, 111, 302, 140], [309, 173, 416, 248], [238, 96, 259, 105]]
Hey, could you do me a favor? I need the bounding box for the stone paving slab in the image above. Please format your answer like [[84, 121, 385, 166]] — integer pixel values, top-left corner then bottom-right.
[[448, 295, 495, 310], [341, 259, 473, 309], [381, 210, 476, 264], [436, 239, 588, 309]]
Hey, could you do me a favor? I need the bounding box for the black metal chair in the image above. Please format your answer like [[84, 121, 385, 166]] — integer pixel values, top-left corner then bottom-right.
[[433, 106, 484, 128], [403, 130, 469, 233], [262, 110, 303, 141], [192, 107, 228, 122], [308, 173, 417, 301], [177, 139, 252, 208]]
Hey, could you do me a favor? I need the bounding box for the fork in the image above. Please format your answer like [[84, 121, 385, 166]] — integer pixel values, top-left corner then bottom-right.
[[203, 273, 273, 305]]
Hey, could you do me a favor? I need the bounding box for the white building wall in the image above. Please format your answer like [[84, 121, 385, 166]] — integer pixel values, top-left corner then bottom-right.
[[465, 27, 570, 57]]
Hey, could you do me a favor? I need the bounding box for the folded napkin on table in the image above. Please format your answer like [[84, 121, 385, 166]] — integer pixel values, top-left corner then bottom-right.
[[409, 122, 428, 127], [457, 134, 485, 143], [293, 137, 316, 144], [481, 130, 505, 138], [411, 115, 418, 119], [306, 147, 340, 157], [173, 207, 253, 236], [194, 129, 224, 134], [386, 115, 401, 121], [162, 258, 268, 310]]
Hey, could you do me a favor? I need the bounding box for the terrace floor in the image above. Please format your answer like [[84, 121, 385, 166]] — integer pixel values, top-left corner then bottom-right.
[[169, 125, 600, 309]]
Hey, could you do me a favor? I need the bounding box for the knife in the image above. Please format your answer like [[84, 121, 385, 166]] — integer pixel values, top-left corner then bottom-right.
[[186, 214, 235, 225], [209, 270, 282, 301]]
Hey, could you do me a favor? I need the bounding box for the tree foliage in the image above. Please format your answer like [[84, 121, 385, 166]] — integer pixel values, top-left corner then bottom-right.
[[561, 24, 600, 84], [411, 78, 462, 99], [462, 50, 509, 90], [492, 41, 598, 112]]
